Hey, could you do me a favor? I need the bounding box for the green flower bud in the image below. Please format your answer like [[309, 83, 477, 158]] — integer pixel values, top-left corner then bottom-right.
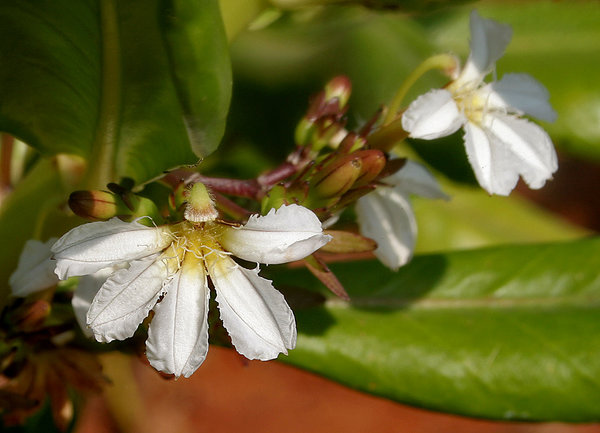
[[69, 190, 129, 220]]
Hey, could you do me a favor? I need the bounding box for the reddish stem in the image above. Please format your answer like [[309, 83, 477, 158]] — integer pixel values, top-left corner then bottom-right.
[[1, 134, 14, 190]]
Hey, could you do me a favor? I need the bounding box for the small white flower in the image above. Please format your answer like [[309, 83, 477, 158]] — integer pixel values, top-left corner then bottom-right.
[[52, 204, 330, 378], [402, 10, 558, 196], [356, 161, 447, 270], [9, 238, 59, 297]]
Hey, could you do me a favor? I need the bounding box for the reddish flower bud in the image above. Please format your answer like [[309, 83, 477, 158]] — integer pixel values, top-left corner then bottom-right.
[[324, 75, 352, 109], [352, 150, 387, 188], [311, 155, 362, 199]]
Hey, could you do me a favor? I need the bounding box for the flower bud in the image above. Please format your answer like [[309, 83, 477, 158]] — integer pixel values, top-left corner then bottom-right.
[[324, 75, 352, 109], [352, 150, 387, 188], [69, 190, 160, 221], [311, 155, 362, 199], [338, 132, 366, 154], [69, 190, 128, 220]]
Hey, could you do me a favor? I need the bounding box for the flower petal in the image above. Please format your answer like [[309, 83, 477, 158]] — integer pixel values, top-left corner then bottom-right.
[[52, 217, 172, 279], [484, 114, 558, 191], [146, 253, 210, 378], [356, 187, 416, 270], [87, 254, 168, 343], [220, 204, 331, 265], [72, 268, 116, 338], [489, 73, 557, 122], [402, 89, 464, 140], [463, 122, 514, 195], [386, 160, 448, 200], [208, 255, 296, 360], [9, 238, 59, 297], [458, 10, 513, 85]]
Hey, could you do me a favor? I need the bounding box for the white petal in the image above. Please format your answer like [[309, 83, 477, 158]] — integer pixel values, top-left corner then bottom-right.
[[146, 254, 210, 378], [87, 254, 168, 343], [220, 204, 331, 265], [208, 255, 296, 360], [52, 218, 172, 279], [484, 114, 558, 191], [386, 160, 448, 200], [489, 73, 557, 122], [356, 187, 416, 271], [458, 10, 512, 84], [72, 268, 116, 338], [9, 238, 59, 297], [402, 90, 464, 140], [464, 122, 500, 195]]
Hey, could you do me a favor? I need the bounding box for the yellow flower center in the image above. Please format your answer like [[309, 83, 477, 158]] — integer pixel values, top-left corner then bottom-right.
[[453, 88, 487, 125], [163, 221, 229, 274]]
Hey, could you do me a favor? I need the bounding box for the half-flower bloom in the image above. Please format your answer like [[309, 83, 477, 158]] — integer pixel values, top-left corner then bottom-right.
[[356, 161, 447, 270], [401, 10, 558, 196], [51, 204, 331, 378]]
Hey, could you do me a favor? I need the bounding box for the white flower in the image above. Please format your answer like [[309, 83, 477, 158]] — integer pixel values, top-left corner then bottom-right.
[[355, 161, 447, 270], [52, 204, 330, 378], [401, 10, 558, 196], [9, 238, 59, 297]]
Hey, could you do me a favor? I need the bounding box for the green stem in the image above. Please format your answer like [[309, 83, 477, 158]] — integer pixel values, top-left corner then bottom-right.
[[383, 54, 457, 126], [86, 0, 121, 189]]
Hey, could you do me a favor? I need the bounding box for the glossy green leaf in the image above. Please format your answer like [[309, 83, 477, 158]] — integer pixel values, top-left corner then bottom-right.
[[412, 180, 588, 254], [272, 238, 600, 421], [422, 2, 600, 160], [0, 0, 231, 186]]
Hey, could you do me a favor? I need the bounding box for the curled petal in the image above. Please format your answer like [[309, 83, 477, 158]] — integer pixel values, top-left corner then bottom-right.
[[87, 254, 168, 343], [220, 204, 331, 265], [208, 255, 296, 360], [146, 254, 210, 378], [356, 187, 416, 271], [402, 89, 464, 140], [386, 160, 448, 200], [9, 238, 59, 297], [458, 10, 513, 85], [489, 73, 557, 122], [52, 218, 172, 279]]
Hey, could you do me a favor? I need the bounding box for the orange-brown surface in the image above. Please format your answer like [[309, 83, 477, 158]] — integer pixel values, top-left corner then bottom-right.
[[74, 348, 600, 433]]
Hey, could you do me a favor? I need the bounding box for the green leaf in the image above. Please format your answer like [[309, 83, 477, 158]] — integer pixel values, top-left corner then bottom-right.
[[0, 0, 231, 186], [412, 180, 588, 254], [272, 238, 600, 421]]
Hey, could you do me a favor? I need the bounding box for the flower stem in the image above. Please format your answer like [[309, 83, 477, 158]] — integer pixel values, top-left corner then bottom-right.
[[383, 54, 458, 126]]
